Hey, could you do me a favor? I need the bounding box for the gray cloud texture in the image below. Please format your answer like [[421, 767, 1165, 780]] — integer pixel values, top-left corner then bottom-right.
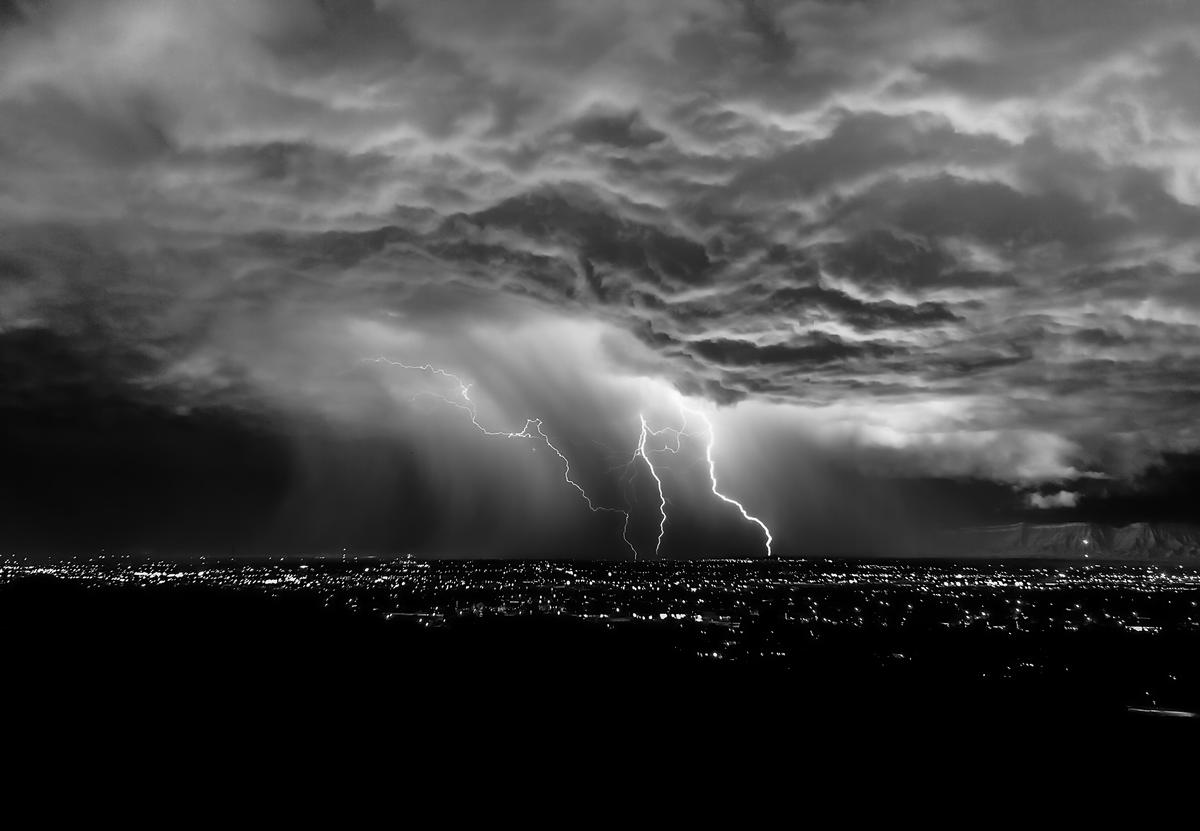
[[4, 0, 1200, 537]]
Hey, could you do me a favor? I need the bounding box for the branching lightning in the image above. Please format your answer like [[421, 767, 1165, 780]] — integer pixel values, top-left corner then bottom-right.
[[632, 404, 774, 559], [636, 414, 670, 557], [365, 357, 639, 558], [365, 357, 773, 560]]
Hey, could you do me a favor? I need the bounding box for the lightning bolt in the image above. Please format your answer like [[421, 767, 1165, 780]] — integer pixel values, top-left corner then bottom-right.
[[686, 407, 774, 558], [365, 357, 639, 558], [636, 415, 669, 557], [632, 403, 774, 559], [631, 410, 695, 558]]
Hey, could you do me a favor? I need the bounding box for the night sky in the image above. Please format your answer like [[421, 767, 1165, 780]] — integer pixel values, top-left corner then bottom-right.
[[3, 0, 1200, 558]]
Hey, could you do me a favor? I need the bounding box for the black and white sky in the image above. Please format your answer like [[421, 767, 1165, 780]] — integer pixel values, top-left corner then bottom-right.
[[3, 0, 1200, 557]]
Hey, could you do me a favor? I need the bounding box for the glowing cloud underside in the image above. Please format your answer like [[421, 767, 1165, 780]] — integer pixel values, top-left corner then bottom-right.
[[367, 358, 774, 559]]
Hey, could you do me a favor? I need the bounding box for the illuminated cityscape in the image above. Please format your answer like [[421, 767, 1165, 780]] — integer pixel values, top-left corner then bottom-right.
[[5, 555, 1197, 717]]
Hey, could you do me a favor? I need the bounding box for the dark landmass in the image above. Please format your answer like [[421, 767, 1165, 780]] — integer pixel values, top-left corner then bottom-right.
[[4, 557, 1199, 752]]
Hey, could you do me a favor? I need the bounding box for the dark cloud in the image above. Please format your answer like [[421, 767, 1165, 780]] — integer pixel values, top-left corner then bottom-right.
[[819, 230, 1017, 292], [834, 175, 1133, 251], [567, 107, 666, 149], [721, 111, 1010, 203], [691, 332, 893, 368], [737, 0, 798, 66], [767, 285, 961, 329]]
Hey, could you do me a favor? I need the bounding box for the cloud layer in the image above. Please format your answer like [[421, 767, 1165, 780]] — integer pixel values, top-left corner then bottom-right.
[[4, 0, 1200, 553]]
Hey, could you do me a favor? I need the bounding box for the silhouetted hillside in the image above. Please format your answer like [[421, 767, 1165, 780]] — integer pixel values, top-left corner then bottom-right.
[[943, 522, 1200, 559]]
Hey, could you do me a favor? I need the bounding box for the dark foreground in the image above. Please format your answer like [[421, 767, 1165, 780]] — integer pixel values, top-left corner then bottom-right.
[[4, 557, 1199, 755]]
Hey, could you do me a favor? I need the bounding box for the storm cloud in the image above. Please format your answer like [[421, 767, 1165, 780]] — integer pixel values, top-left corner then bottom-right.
[[4, 0, 1200, 555]]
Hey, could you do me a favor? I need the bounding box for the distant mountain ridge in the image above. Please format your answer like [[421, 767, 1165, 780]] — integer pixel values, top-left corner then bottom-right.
[[941, 522, 1200, 559]]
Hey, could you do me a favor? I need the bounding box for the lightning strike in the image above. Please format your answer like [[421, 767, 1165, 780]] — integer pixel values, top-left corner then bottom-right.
[[686, 407, 774, 558], [365, 357, 639, 558], [636, 414, 669, 558], [634, 404, 774, 559], [628, 410, 700, 558], [365, 358, 772, 560]]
